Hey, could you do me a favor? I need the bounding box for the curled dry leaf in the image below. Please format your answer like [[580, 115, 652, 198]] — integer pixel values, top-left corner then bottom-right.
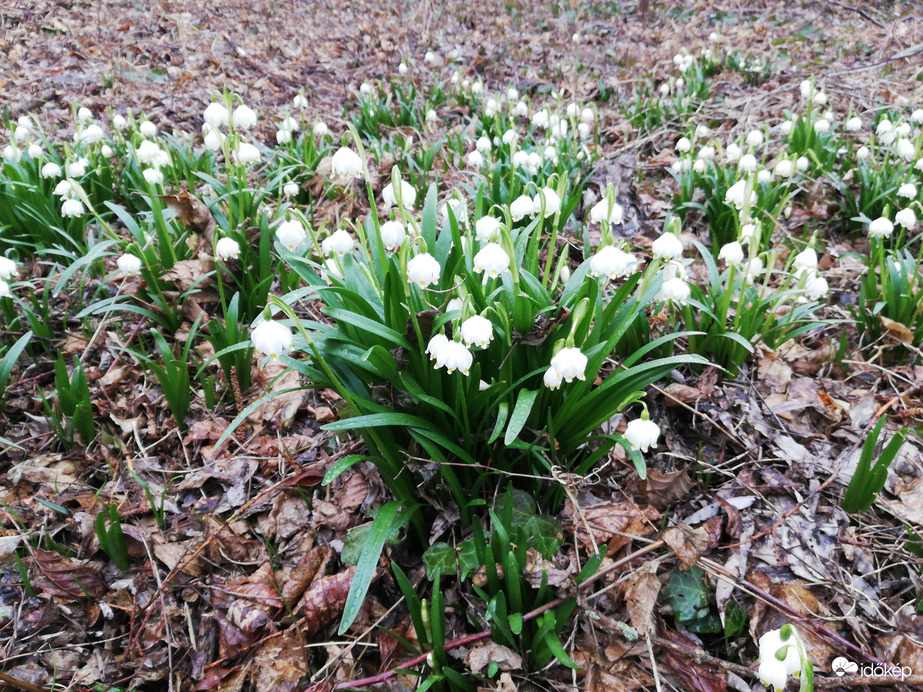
[[296, 566, 370, 634], [31, 548, 109, 599], [465, 642, 523, 674], [561, 500, 660, 554], [282, 545, 333, 604], [621, 562, 661, 636], [161, 191, 217, 245], [662, 521, 720, 571]]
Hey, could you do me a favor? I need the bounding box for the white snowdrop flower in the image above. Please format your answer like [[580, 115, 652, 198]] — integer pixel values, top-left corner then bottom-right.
[[857, 145, 871, 161], [526, 151, 542, 173], [471, 81, 483, 95], [624, 418, 660, 452], [881, 131, 895, 145], [484, 98, 499, 117], [54, 180, 74, 198], [738, 154, 757, 172], [2, 145, 20, 162], [407, 253, 441, 288], [589, 246, 637, 279], [203, 126, 225, 151], [661, 277, 690, 305], [513, 101, 529, 117], [232, 142, 261, 165], [551, 347, 587, 383], [398, 61, 408, 76], [742, 257, 764, 284], [139, 120, 157, 138], [898, 182, 917, 199], [876, 119, 893, 135], [441, 198, 468, 225], [13, 125, 32, 143], [473, 243, 510, 278], [581, 107, 595, 124], [697, 146, 716, 161], [758, 629, 804, 692], [814, 118, 830, 134], [511, 150, 529, 169], [501, 130, 518, 148], [534, 188, 561, 217], [203, 102, 229, 127], [661, 259, 687, 283], [100, 144, 113, 157], [814, 91, 827, 106], [293, 93, 308, 109], [435, 340, 473, 375], [695, 124, 711, 139], [793, 248, 818, 274], [275, 219, 307, 251], [426, 333, 448, 361], [757, 169, 773, 184], [845, 117, 862, 132], [215, 237, 240, 260], [424, 50, 437, 66], [659, 83, 670, 97], [310, 121, 329, 138], [725, 180, 756, 210], [550, 119, 568, 139], [0, 280, 10, 299], [476, 136, 492, 153], [143, 168, 164, 185], [27, 143, 43, 159], [136, 140, 163, 165], [670, 160, 683, 174], [746, 130, 764, 148], [67, 158, 88, 177], [577, 122, 591, 139], [911, 109, 923, 124], [116, 253, 142, 276], [322, 229, 355, 256], [466, 150, 484, 168], [510, 194, 535, 221], [0, 257, 17, 280], [895, 208, 916, 229], [778, 120, 793, 136], [589, 198, 623, 225], [896, 138, 916, 161], [804, 275, 828, 300], [739, 223, 758, 245], [112, 114, 128, 131], [283, 181, 299, 197], [543, 366, 563, 390], [382, 180, 416, 209], [692, 159, 706, 173], [61, 198, 85, 217], [774, 159, 794, 177], [41, 162, 62, 179], [676, 137, 691, 153], [77, 106, 93, 123], [725, 143, 741, 162], [531, 109, 550, 129], [251, 320, 294, 360], [718, 241, 745, 267], [475, 215, 502, 242], [795, 156, 809, 172], [652, 233, 683, 260], [379, 220, 406, 253], [232, 105, 257, 129], [331, 147, 363, 179], [461, 315, 494, 348], [279, 116, 299, 133], [276, 129, 292, 145], [445, 298, 463, 314], [896, 122, 911, 137]]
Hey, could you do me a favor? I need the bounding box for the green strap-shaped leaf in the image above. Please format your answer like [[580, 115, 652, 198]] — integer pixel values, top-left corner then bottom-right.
[[339, 501, 402, 634], [505, 388, 537, 445]]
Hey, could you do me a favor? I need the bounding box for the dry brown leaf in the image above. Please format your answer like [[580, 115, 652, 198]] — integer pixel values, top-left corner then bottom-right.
[[31, 549, 108, 599], [246, 362, 306, 426], [153, 540, 205, 576], [465, 642, 523, 674], [282, 546, 333, 603], [163, 258, 215, 292], [561, 501, 660, 554], [161, 191, 217, 243], [662, 382, 701, 406], [646, 468, 694, 508], [522, 547, 572, 587], [758, 347, 792, 393], [663, 522, 718, 570], [880, 315, 915, 347], [622, 562, 661, 636], [660, 627, 727, 692], [296, 566, 365, 634], [8, 454, 78, 487]]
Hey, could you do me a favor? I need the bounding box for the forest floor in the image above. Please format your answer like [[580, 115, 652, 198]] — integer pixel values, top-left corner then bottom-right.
[[2, 1, 923, 691]]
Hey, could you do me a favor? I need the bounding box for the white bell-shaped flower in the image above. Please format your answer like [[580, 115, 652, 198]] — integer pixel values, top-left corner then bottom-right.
[[718, 241, 745, 267], [251, 320, 294, 360], [382, 180, 416, 209], [652, 233, 683, 260], [589, 199, 624, 225], [543, 366, 563, 390], [322, 229, 355, 257], [0, 257, 18, 280], [275, 219, 307, 251], [868, 217, 894, 238], [379, 220, 406, 253], [589, 246, 637, 280], [216, 237, 240, 260], [331, 147, 363, 179], [510, 194, 535, 222], [895, 208, 917, 229], [232, 142, 261, 165], [435, 340, 473, 375], [407, 253, 441, 288], [475, 216, 502, 242], [661, 277, 690, 305], [61, 198, 85, 217], [550, 347, 587, 383], [232, 105, 257, 129], [204, 102, 229, 127], [624, 418, 660, 452], [116, 253, 142, 276], [460, 315, 494, 349], [533, 188, 561, 218], [757, 629, 803, 692], [473, 243, 510, 278]]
